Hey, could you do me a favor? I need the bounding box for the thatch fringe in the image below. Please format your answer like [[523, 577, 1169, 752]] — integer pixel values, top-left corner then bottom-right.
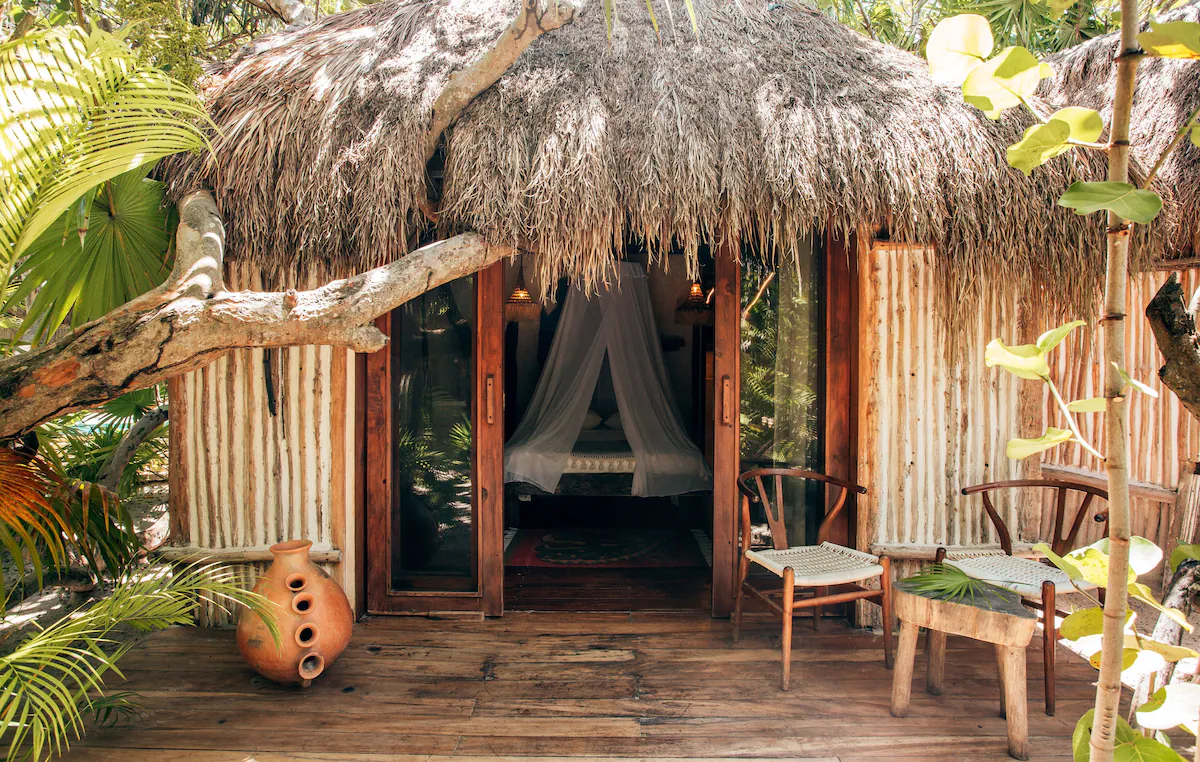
[[1042, 4, 1198, 260], [165, 0, 1166, 331]]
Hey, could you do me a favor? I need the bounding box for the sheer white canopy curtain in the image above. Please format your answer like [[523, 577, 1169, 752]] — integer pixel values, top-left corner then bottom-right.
[[504, 262, 712, 497]]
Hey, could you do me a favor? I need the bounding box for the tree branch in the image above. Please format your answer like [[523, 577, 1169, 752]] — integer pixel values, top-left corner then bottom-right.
[[1147, 273, 1200, 423], [423, 0, 580, 164], [98, 404, 169, 491], [0, 191, 513, 439]]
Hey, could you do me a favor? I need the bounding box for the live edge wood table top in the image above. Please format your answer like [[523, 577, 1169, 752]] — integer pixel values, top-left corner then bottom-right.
[[890, 583, 1039, 761]]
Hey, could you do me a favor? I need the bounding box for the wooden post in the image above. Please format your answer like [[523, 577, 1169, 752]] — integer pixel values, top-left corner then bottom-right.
[[997, 645, 1030, 761], [711, 246, 741, 618], [890, 621, 920, 718], [926, 630, 946, 695]]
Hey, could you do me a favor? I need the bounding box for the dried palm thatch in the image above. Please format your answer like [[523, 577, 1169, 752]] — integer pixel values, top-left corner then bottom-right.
[[1042, 4, 1198, 260], [165, 0, 1163, 327]]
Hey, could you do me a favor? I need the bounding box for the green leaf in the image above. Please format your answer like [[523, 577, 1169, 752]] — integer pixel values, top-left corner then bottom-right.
[[3, 165, 175, 345], [1073, 710, 1094, 762], [1007, 427, 1072, 460], [1135, 638, 1200, 664], [1049, 0, 1078, 16], [1087, 536, 1164, 576], [962, 46, 1049, 117], [1138, 684, 1200, 734], [1114, 364, 1161, 398], [1007, 110, 1102, 175], [985, 338, 1050, 379], [926, 14, 994, 85], [1068, 398, 1106, 412], [1060, 606, 1111, 639], [1080, 704, 1193, 761], [1037, 319, 1087, 354], [1169, 543, 1200, 573], [1063, 546, 1132, 587], [1130, 581, 1193, 632], [1138, 20, 1200, 60], [1058, 182, 1165, 224], [1034, 541, 1084, 581], [1191, 124, 1200, 149]]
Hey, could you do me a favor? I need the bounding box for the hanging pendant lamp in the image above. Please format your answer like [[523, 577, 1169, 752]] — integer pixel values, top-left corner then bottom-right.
[[505, 263, 542, 323], [674, 280, 713, 326]]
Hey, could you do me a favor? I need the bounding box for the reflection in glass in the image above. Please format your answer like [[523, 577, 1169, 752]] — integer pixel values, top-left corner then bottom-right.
[[390, 277, 476, 592], [740, 239, 824, 545]]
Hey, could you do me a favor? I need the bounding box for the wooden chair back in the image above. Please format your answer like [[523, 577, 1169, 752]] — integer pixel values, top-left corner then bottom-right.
[[737, 468, 868, 551], [961, 479, 1109, 557]]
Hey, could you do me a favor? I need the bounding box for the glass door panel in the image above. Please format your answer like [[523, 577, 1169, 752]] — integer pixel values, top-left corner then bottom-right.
[[739, 240, 825, 547], [389, 276, 477, 593]]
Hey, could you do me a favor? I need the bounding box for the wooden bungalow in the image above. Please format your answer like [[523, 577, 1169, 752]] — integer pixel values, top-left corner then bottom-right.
[[157, 0, 1198, 626]]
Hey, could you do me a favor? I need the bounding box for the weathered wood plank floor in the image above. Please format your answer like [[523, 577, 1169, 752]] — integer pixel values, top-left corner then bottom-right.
[[65, 613, 1108, 761]]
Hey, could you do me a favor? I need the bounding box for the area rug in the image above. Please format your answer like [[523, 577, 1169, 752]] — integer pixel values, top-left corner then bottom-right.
[[505, 528, 707, 568]]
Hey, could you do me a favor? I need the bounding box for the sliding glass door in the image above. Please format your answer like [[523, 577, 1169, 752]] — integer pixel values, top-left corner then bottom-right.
[[366, 264, 504, 615]]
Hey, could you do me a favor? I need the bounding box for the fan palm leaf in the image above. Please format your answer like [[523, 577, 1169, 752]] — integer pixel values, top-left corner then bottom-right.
[[3, 165, 175, 345], [0, 562, 281, 761], [0, 25, 211, 295]]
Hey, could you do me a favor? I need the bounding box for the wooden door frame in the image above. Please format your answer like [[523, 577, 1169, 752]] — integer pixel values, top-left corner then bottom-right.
[[361, 262, 505, 615], [709, 230, 860, 618]]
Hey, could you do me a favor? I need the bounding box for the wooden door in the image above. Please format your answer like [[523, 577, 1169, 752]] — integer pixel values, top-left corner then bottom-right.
[[710, 233, 855, 618], [364, 263, 505, 615]]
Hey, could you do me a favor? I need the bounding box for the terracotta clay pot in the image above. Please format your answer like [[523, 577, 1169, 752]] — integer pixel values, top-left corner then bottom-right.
[[236, 539, 353, 686]]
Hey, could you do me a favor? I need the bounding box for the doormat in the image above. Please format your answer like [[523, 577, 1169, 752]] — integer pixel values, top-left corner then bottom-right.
[[505, 528, 708, 568]]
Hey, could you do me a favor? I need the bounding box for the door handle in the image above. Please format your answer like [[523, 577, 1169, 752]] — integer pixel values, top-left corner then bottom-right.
[[721, 375, 733, 426], [485, 375, 495, 425]]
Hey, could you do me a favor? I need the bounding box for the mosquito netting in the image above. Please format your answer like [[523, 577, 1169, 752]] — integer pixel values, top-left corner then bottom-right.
[[504, 262, 712, 497]]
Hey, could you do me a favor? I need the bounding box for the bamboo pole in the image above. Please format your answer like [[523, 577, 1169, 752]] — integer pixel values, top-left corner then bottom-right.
[[1089, 2, 1141, 757]]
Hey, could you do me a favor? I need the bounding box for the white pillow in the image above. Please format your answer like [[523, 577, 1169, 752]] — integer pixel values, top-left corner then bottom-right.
[[604, 412, 623, 431], [582, 410, 603, 430]]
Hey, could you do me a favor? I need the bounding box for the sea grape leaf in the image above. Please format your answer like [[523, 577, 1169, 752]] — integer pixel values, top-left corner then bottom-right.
[[1134, 637, 1200, 664], [1138, 20, 1200, 60], [1169, 543, 1200, 573], [927, 14, 994, 84], [1063, 546, 1133, 587], [1088, 536, 1163, 576], [985, 338, 1050, 379], [1050, 0, 1078, 16], [1130, 581, 1193, 632], [1115, 364, 1161, 398], [1061, 607, 1126, 640], [1008, 110, 1103, 175], [1007, 427, 1072, 460], [1034, 541, 1084, 580], [1058, 182, 1164, 223], [1191, 124, 1200, 148], [962, 46, 1047, 117], [1077, 709, 1190, 762], [1067, 397, 1106, 412], [1037, 319, 1087, 354], [1138, 684, 1200, 734]]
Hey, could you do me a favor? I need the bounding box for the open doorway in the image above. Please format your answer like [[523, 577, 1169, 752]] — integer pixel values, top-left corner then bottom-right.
[[501, 246, 715, 611]]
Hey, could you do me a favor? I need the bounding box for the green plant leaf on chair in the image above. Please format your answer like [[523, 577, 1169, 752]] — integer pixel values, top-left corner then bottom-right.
[[1007, 427, 1072, 460]]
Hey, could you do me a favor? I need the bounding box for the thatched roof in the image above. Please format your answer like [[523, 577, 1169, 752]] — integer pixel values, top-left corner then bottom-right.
[[1042, 5, 1199, 258], [166, 0, 1156, 318]]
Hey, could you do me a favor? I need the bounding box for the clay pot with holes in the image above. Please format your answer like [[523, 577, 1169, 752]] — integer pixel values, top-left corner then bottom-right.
[[236, 539, 354, 686]]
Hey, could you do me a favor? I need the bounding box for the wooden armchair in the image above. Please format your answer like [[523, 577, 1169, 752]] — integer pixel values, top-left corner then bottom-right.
[[732, 468, 893, 690], [936, 479, 1109, 716]]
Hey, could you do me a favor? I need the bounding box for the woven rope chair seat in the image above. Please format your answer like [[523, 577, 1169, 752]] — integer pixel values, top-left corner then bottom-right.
[[746, 542, 884, 586], [946, 554, 1096, 598]]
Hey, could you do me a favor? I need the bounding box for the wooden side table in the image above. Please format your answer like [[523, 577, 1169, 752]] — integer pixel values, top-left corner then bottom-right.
[[889, 584, 1038, 761]]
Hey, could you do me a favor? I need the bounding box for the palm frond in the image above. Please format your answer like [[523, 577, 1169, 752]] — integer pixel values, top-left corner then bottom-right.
[[900, 562, 1018, 605], [0, 562, 281, 761], [0, 449, 68, 600], [0, 25, 211, 295]]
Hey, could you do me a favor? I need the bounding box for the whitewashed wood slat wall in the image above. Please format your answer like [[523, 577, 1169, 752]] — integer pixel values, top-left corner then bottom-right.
[[170, 264, 358, 623]]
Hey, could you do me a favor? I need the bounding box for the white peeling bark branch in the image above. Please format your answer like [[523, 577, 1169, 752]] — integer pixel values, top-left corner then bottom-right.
[[423, 0, 581, 163], [0, 191, 512, 439]]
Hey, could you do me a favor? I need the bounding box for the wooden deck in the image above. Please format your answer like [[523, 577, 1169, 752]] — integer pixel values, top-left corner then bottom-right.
[[65, 612, 1109, 762]]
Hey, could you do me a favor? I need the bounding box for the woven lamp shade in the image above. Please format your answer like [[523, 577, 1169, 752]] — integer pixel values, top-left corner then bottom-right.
[[505, 272, 542, 323], [674, 281, 713, 326]]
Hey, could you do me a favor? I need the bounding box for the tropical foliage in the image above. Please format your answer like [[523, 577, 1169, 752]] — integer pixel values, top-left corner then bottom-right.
[[0, 562, 281, 762], [0, 25, 210, 298]]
